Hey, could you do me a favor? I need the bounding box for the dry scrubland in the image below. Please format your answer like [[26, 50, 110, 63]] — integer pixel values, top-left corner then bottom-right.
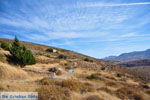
[[0, 38, 150, 100]]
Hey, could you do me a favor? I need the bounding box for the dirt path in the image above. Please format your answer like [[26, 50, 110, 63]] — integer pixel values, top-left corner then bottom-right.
[[48, 69, 76, 79]]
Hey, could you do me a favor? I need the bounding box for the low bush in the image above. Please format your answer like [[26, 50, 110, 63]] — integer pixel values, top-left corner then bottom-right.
[[64, 63, 68, 66], [46, 48, 53, 52], [86, 74, 99, 79], [100, 67, 105, 70], [142, 84, 149, 89], [48, 67, 58, 73], [58, 54, 67, 59], [132, 94, 144, 100], [84, 58, 93, 62], [35, 52, 44, 55], [116, 73, 124, 77]]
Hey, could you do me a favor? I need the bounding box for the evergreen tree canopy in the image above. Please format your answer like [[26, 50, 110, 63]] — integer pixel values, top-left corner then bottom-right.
[[9, 37, 36, 67]]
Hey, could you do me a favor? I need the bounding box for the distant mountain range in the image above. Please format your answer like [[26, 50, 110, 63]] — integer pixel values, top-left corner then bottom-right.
[[103, 49, 150, 62]]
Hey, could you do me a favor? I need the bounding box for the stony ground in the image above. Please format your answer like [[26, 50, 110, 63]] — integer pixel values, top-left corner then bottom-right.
[[0, 40, 150, 100]]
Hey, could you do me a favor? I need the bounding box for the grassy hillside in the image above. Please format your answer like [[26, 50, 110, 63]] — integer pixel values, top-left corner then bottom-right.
[[0, 38, 150, 100]]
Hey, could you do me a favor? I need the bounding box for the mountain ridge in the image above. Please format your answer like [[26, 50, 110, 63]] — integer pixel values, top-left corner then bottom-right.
[[103, 49, 150, 62]]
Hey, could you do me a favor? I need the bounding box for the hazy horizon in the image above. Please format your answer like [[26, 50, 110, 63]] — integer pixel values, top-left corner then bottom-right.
[[0, 0, 150, 58]]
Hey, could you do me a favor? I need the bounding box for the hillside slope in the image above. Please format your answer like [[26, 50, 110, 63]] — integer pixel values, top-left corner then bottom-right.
[[0, 38, 150, 100]]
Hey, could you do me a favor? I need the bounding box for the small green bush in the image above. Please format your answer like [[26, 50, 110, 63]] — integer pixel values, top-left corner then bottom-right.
[[58, 54, 67, 59], [86, 74, 99, 79], [64, 63, 68, 66], [46, 48, 53, 52], [0, 42, 11, 51], [8, 37, 36, 67], [84, 58, 93, 62], [35, 52, 44, 55], [116, 73, 124, 77]]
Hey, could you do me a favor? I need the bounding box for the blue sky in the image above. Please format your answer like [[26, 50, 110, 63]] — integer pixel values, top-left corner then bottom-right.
[[0, 0, 150, 58]]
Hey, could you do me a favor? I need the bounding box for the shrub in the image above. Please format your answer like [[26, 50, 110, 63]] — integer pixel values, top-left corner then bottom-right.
[[86, 74, 99, 79], [8, 37, 36, 67], [101, 67, 105, 70], [48, 67, 58, 73], [84, 58, 93, 62], [35, 52, 44, 55], [132, 94, 144, 100], [46, 48, 53, 52], [142, 84, 149, 89], [58, 54, 67, 59], [116, 73, 123, 77], [64, 63, 68, 66], [0, 42, 11, 51]]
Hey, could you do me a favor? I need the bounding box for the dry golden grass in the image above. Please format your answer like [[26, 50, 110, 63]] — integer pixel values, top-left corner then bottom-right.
[[81, 91, 120, 100], [97, 87, 113, 94], [105, 81, 117, 87], [57, 79, 94, 93], [0, 80, 38, 92], [38, 78, 56, 85], [24, 63, 62, 73], [39, 78, 95, 93], [0, 49, 10, 55], [115, 87, 144, 100], [37, 85, 71, 100], [35, 55, 59, 64], [1, 39, 150, 100], [82, 95, 104, 100], [0, 62, 29, 80], [0, 56, 7, 63]]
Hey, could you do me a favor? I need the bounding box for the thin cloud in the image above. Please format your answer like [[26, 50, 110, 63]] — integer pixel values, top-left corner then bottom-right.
[[79, 2, 150, 8]]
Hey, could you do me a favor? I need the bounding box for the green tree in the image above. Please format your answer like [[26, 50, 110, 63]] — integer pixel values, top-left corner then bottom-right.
[[9, 37, 36, 67]]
